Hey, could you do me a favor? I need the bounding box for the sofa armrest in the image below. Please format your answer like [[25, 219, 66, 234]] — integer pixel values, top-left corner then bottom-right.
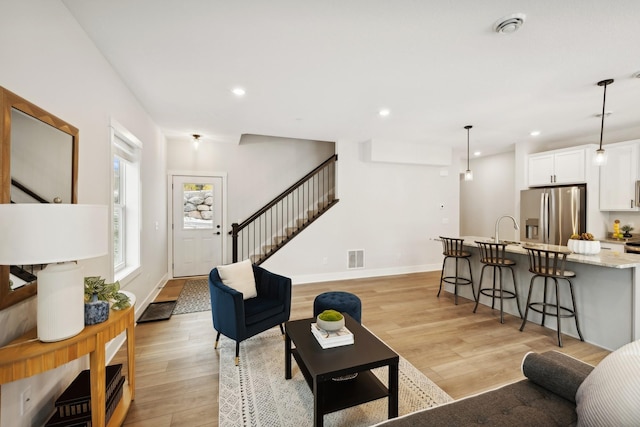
[[522, 351, 594, 403]]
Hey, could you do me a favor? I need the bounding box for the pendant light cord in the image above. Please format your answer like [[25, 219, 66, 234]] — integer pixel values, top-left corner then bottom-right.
[[465, 125, 472, 170], [599, 83, 607, 150], [597, 79, 613, 151]]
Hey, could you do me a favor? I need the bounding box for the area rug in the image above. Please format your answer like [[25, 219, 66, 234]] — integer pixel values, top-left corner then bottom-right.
[[218, 329, 453, 426], [172, 278, 211, 314], [137, 301, 177, 323]]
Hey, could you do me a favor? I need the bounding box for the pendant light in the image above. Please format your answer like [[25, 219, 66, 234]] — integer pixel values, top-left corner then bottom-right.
[[192, 134, 201, 149], [464, 125, 473, 181], [594, 79, 613, 166]]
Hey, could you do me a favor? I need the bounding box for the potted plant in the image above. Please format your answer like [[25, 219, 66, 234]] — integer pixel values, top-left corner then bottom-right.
[[84, 276, 131, 325], [621, 225, 634, 238], [316, 309, 345, 332]]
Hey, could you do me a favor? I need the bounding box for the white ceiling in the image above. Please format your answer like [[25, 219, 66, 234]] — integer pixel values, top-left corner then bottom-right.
[[63, 0, 640, 157]]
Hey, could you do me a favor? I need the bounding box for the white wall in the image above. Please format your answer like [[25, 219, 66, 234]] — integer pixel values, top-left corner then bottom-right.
[[0, 2, 167, 426], [167, 134, 335, 228], [263, 139, 461, 283], [460, 152, 518, 240]]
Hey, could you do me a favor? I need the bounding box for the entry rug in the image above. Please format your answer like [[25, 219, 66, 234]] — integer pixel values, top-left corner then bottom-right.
[[172, 278, 211, 314], [218, 329, 453, 426]]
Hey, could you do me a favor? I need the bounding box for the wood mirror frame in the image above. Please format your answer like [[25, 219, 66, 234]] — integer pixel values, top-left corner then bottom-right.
[[0, 87, 79, 310]]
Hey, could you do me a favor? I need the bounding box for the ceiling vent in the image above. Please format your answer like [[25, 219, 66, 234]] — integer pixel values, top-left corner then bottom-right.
[[493, 13, 526, 34]]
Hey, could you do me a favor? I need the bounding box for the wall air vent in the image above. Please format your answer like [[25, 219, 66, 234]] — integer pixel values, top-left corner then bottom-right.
[[347, 250, 364, 269]]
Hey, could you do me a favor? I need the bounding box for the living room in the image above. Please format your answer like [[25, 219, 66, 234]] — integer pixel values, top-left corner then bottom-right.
[[1, 1, 640, 426]]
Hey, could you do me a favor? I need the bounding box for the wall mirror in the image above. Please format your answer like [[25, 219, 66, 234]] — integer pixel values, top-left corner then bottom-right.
[[0, 87, 78, 309]]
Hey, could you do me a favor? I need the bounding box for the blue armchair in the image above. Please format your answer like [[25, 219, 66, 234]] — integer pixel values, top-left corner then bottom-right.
[[209, 264, 292, 365]]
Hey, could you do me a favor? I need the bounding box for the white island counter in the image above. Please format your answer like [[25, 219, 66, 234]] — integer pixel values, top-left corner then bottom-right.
[[440, 236, 640, 350]]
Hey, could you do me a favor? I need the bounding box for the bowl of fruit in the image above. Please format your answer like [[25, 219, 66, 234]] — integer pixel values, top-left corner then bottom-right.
[[567, 233, 601, 255]]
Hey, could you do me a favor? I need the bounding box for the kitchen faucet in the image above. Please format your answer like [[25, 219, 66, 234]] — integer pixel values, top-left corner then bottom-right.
[[495, 215, 520, 243]]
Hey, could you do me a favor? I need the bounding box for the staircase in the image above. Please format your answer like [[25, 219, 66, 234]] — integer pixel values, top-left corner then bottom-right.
[[231, 154, 338, 264]]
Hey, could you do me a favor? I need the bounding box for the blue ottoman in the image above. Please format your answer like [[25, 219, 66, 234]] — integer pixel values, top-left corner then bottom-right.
[[313, 291, 362, 324]]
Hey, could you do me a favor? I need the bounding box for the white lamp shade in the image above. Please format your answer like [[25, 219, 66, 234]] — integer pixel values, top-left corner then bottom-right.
[[0, 204, 108, 265]]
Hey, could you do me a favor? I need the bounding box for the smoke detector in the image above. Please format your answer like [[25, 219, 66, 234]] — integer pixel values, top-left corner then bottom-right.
[[493, 13, 526, 34]]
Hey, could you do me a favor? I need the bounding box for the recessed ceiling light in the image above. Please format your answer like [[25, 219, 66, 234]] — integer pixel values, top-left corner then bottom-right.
[[474, 151, 482, 156], [232, 87, 246, 96], [379, 109, 390, 117], [530, 131, 541, 136]]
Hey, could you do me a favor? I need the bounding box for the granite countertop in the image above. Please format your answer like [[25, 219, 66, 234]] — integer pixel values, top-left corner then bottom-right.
[[458, 236, 640, 269], [600, 236, 640, 244]]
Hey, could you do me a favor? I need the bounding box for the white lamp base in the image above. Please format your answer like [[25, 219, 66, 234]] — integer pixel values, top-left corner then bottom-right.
[[37, 262, 85, 342]]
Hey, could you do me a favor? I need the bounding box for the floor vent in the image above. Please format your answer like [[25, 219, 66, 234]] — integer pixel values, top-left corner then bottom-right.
[[347, 250, 364, 269]]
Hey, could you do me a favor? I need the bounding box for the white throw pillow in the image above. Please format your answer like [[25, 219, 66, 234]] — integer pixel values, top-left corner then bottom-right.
[[575, 339, 640, 426], [217, 259, 257, 300]]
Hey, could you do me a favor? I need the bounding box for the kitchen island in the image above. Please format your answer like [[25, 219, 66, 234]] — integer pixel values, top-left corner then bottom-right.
[[440, 236, 640, 350]]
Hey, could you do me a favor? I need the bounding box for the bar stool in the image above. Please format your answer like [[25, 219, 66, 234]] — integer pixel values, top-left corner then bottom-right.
[[519, 246, 584, 347], [473, 241, 522, 323], [438, 236, 475, 305]]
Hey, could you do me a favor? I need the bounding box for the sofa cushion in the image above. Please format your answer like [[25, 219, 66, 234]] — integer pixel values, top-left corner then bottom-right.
[[217, 260, 257, 300], [575, 339, 640, 427], [521, 351, 593, 403]]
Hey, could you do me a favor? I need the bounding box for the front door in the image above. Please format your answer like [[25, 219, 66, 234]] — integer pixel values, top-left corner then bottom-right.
[[172, 175, 223, 277]]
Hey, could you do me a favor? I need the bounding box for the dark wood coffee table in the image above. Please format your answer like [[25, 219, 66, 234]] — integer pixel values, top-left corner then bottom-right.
[[285, 314, 399, 427]]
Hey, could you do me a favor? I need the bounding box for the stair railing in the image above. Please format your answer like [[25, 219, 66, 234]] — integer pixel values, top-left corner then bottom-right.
[[231, 154, 338, 264]]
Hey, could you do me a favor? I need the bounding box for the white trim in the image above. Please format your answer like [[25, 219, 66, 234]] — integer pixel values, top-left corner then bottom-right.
[[106, 273, 168, 363], [167, 170, 228, 279], [110, 118, 142, 149], [280, 264, 441, 285], [108, 118, 142, 284]]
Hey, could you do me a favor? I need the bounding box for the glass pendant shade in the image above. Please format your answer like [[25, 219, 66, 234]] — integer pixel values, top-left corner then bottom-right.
[[464, 169, 473, 181], [594, 148, 607, 166]]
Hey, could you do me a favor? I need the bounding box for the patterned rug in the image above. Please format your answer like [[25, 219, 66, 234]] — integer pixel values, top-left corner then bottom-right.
[[218, 329, 453, 426], [172, 278, 211, 315]]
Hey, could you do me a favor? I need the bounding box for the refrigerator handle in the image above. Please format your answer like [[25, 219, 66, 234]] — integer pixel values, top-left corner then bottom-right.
[[540, 192, 548, 244]]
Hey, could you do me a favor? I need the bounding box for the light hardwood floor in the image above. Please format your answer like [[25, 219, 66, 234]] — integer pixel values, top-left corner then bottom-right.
[[114, 271, 609, 426]]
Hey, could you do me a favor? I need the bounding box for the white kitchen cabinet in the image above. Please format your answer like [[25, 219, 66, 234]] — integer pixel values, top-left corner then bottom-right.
[[599, 241, 626, 254], [528, 149, 585, 187], [599, 142, 639, 211]]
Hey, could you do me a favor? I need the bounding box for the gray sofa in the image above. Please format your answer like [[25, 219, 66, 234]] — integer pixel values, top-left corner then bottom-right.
[[377, 351, 591, 426], [376, 339, 640, 426]]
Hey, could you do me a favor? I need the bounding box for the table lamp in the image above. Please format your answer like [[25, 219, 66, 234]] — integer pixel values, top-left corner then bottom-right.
[[0, 204, 108, 342]]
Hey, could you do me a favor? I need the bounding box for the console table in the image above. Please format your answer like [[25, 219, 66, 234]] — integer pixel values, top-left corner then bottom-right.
[[0, 305, 135, 426]]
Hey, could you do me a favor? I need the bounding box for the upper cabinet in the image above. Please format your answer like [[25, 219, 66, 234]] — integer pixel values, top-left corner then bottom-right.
[[599, 141, 639, 211], [528, 148, 585, 187]]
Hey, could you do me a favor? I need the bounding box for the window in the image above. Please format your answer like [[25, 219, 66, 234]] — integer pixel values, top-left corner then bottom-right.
[[111, 121, 141, 282]]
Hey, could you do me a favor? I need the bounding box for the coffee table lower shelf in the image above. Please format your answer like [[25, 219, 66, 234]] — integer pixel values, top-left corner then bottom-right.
[[291, 348, 390, 413]]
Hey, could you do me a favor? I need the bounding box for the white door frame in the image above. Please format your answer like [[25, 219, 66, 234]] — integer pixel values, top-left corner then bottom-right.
[[167, 170, 228, 279]]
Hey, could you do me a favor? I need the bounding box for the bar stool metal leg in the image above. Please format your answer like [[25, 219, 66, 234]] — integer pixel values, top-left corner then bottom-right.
[[568, 279, 584, 341]]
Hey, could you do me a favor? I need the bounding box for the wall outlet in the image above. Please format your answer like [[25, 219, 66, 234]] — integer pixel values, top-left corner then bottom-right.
[[20, 386, 32, 415]]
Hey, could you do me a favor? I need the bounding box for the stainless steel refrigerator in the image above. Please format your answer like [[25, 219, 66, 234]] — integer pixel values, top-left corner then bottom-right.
[[520, 185, 586, 246]]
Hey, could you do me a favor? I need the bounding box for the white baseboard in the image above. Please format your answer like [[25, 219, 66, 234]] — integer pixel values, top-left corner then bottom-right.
[[290, 264, 441, 285], [105, 273, 169, 363]]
